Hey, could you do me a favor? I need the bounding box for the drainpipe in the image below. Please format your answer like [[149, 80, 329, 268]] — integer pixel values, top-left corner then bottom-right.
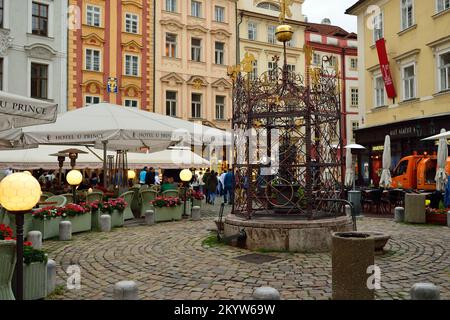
[[341, 47, 347, 147], [236, 7, 243, 65]]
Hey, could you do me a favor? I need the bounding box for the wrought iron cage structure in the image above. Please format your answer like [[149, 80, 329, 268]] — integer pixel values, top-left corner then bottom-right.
[[231, 53, 346, 220]]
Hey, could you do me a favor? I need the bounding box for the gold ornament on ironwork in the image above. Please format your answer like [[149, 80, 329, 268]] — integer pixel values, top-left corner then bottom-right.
[[227, 64, 241, 81], [303, 44, 313, 66], [311, 68, 321, 87], [279, 0, 294, 22], [241, 52, 256, 73]]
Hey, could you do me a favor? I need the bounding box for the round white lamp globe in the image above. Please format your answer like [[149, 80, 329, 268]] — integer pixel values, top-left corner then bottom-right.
[[0, 172, 41, 211], [179, 169, 193, 182], [66, 170, 83, 186]]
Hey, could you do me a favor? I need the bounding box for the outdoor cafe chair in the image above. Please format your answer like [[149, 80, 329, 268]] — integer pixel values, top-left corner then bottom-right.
[[128, 186, 141, 218], [86, 192, 103, 203], [42, 195, 67, 207], [162, 190, 179, 198], [139, 189, 158, 217], [61, 193, 74, 204], [120, 191, 135, 220], [39, 194, 49, 203]]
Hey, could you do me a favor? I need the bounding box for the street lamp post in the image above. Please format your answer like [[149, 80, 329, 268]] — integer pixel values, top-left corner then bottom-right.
[[0, 172, 41, 300], [66, 169, 83, 204], [179, 169, 193, 217]]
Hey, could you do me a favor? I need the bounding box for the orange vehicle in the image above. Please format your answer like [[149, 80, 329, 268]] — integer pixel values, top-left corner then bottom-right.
[[391, 154, 450, 191]]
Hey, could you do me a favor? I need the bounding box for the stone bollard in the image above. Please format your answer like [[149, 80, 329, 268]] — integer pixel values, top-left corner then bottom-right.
[[59, 221, 72, 241], [394, 207, 405, 223], [27, 231, 42, 250], [252, 287, 281, 300], [145, 210, 155, 225], [113, 281, 138, 300], [100, 214, 111, 232], [410, 283, 440, 300], [47, 259, 56, 295], [332, 232, 375, 300], [345, 205, 352, 217], [191, 206, 201, 221], [404, 194, 426, 223]]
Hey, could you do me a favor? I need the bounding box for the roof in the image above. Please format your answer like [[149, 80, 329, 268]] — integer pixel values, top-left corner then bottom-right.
[[345, 0, 369, 15], [304, 22, 357, 39]]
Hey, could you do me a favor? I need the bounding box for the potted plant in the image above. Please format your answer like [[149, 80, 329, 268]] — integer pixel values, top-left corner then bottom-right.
[[426, 207, 448, 225], [151, 196, 183, 222], [31, 206, 63, 240], [61, 203, 92, 233], [0, 224, 16, 300], [191, 190, 205, 208], [101, 198, 127, 228], [13, 241, 48, 300]]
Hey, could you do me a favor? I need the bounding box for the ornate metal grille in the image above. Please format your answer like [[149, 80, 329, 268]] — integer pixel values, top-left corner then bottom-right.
[[231, 55, 345, 220]]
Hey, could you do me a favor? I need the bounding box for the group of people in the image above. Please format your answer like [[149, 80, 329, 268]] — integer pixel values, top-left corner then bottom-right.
[[139, 167, 160, 186], [191, 169, 234, 205]]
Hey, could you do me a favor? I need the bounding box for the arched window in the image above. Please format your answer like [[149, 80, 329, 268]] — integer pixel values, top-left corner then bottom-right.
[[256, 2, 280, 11]]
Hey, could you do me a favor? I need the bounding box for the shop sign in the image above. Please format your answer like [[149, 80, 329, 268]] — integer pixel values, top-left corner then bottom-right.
[[372, 145, 384, 151], [389, 126, 418, 138]]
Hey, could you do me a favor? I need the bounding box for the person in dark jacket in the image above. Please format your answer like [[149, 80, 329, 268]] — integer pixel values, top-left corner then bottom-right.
[[206, 171, 218, 205], [145, 167, 156, 185], [223, 170, 234, 204]]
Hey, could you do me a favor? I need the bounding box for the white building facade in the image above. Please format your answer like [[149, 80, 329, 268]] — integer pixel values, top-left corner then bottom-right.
[[0, 0, 68, 112]]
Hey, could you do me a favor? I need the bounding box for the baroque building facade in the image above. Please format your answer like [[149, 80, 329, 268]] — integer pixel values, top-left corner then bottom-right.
[[154, 0, 236, 130], [67, 0, 154, 110], [0, 0, 68, 112]]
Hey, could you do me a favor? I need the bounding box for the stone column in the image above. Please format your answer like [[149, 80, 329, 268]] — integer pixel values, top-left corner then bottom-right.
[[191, 206, 201, 221], [253, 287, 280, 300], [100, 214, 111, 232], [332, 232, 375, 300], [47, 259, 56, 295], [59, 221, 72, 241], [410, 283, 440, 300], [145, 210, 155, 225], [113, 281, 138, 300], [394, 207, 405, 223], [27, 231, 42, 250]]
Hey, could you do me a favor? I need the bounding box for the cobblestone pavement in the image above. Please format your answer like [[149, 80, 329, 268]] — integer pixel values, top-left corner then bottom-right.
[[44, 203, 450, 300]]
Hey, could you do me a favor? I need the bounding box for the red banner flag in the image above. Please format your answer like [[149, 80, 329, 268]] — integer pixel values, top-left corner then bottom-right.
[[376, 38, 397, 99]]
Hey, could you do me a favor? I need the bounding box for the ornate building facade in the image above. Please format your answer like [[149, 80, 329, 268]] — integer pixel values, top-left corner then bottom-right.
[[237, 0, 306, 78], [0, 0, 68, 112], [154, 0, 236, 130], [67, 0, 154, 110]]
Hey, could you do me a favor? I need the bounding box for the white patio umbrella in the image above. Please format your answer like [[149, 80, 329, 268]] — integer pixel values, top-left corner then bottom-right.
[[129, 146, 210, 169], [379, 135, 392, 188], [421, 130, 450, 141], [0, 90, 58, 131], [344, 147, 354, 188], [435, 128, 448, 192], [344, 143, 366, 149]]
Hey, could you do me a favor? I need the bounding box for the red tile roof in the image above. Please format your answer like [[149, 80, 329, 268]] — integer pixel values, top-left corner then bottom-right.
[[305, 22, 357, 39]]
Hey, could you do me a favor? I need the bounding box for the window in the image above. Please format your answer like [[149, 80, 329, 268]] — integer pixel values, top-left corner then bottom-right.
[[0, 58, 3, 90], [402, 64, 416, 100], [85, 49, 100, 71], [191, 1, 201, 18], [374, 75, 385, 107], [350, 58, 358, 70], [439, 51, 450, 91], [268, 61, 278, 79], [215, 96, 225, 120], [125, 13, 138, 34], [401, 0, 414, 30], [248, 22, 257, 41], [287, 64, 296, 72], [85, 96, 100, 106], [267, 25, 276, 44], [124, 99, 138, 108], [215, 6, 224, 22], [31, 63, 48, 99], [393, 160, 408, 177], [256, 2, 280, 11], [32, 2, 49, 36], [0, 0, 4, 28], [191, 93, 202, 118], [373, 12, 383, 42], [328, 56, 337, 67], [191, 38, 201, 62], [165, 33, 177, 58], [87, 5, 101, 27], [166, 91, 177, 116], [215, 42, 224, 65], [250, 60, 258, 80], [166, 0, 176, 12], [313, 53, 321, 65], [437, 0, 450, 12], [351, 121, 359, 140], [351, 88, 359, 107], [125, 55, 139, 76]]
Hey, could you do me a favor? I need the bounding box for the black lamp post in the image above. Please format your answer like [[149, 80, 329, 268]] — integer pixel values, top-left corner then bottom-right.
[[179, 169, 193, 217], [66, 169, 83, 204], [0, 172, 42, 300]]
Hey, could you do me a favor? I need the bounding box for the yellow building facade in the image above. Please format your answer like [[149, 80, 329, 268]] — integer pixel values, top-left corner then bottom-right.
[[347, 0, 450, 185], [68, 0, 154, 110]]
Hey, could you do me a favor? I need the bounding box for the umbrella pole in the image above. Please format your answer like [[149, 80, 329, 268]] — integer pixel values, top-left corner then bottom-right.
[[103, 141, 108, 188]]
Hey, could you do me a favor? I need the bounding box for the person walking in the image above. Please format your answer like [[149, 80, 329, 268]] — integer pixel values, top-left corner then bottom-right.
[[224, 170, 234, 204], [206, 171, 218, 205], [219, 170, 226, 198], [202, 169, 211, 203], [139, 167, 147, 185], [145, 167, 156, 185]]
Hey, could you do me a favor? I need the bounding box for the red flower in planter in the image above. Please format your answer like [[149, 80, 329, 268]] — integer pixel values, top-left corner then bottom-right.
[[0, 223, 13, 240]]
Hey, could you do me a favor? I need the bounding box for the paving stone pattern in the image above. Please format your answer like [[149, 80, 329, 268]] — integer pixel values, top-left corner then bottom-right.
[[43, 203, 450, 300]]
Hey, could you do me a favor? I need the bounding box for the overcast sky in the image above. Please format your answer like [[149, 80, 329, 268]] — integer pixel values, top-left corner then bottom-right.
[[302, 0, 358, 33]]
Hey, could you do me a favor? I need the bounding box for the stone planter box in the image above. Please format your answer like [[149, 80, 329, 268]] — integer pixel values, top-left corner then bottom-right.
[[425, 213, 447, 226], [63, 213, 92, 233], [7, 213, 34, 238], [107, 209, 124, 228], [13, 261, 47, 300], [154, 206, 183, 222], [0, 240, 16, 300], [31, 217, 62, 240]]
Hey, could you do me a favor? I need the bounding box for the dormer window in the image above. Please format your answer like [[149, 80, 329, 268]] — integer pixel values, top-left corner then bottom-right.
[[256, 2, 280, 12]]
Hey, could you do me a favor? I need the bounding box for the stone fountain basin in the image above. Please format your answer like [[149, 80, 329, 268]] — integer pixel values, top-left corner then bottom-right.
[[365, 231, 391, 253]]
